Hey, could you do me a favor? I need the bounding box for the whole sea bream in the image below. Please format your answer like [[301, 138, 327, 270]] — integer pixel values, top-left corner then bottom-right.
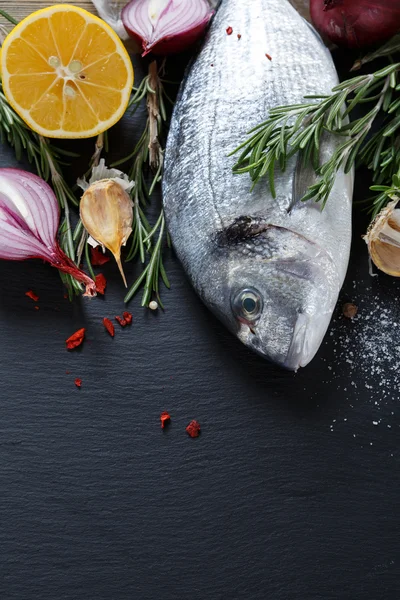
[[163, 0, 353, 370]]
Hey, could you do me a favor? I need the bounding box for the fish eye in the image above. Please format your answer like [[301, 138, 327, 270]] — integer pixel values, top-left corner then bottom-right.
[[232, 288, 263, 322]]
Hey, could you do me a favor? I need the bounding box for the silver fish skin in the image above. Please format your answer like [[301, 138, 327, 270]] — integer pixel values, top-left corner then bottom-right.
[[163, 0, 353, 370]]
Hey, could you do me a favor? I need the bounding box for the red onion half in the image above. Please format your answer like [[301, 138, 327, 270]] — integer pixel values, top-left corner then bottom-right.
[[122, 0, 214, 56], [310, 0, 400, 48], [0, 169, 96, 296]]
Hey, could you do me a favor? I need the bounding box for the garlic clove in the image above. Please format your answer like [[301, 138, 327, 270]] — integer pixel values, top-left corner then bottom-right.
[[364, 199, 400, 276], [80, 179, 134, 287]]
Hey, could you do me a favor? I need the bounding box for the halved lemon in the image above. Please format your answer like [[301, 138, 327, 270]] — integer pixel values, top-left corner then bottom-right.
[[1, 4, 134, 139]]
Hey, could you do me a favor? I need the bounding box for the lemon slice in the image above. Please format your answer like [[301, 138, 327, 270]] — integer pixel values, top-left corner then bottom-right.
[[1, 4, 134, 139]]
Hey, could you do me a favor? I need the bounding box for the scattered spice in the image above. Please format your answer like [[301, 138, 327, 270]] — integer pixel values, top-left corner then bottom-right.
[[265, 53, 272, 61], [90, 246, 110, 266], [103, 317, 115, 337], [25, 290, 39, 302], [342, 302, 358, 319], [115, 315, 128, 327], [186, 420, 201, 438], [34, 306, 39, 310], [74, 378, 82, 388], [95, 273, 107, 295], [160, 411, 171, 429], [149, 301, 158, 311], [123, 311, 132, 325], [66, 370, 70, 374], [237, 33, 241, 40], [66, 328, 86, 350], [226, 26, 233, 35]]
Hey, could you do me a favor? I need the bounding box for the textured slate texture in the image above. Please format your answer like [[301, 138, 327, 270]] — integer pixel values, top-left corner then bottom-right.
[[0, 39, 399, 600]]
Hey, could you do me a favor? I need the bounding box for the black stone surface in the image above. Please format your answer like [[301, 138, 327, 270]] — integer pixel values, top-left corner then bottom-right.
[[0, 54, 399, 600]]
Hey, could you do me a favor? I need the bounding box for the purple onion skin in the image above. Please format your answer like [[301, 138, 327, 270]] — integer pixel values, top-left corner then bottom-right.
[[311, 0, 400, 48], [121, 3, 213, 56]]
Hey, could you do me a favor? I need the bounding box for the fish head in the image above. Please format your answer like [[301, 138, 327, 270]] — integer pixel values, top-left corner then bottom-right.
[[214, 218, 340, 370]]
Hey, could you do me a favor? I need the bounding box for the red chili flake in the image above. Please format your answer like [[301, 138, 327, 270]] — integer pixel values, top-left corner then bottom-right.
[[115, 315, 128, 327], [237, 33, 242, 40], [25, 290, 39, 302], [63, 293, 68, 299], [66, 371, 71, 375], [123, 311, 133, 325], [74, 378, 82, 388], [95, 273, 107, 295], [186, 420, 201, 438], [34, 306, 39, 310], [160, 412, 171, 429], [90, 247, 110, 266], [226, 26, 233, 35], [66, 328, 86, 350], [103, 318, 115, 337], [265, 53, 272, 61]]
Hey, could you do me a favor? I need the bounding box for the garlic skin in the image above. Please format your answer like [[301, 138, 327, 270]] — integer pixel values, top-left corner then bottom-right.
[[91, 0, 130, 40], [364, 199, 400, 276], [80, 179, 134, 286]]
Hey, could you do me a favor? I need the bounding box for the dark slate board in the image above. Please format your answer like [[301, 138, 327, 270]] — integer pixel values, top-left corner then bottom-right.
[[0, 52, 399, 600]]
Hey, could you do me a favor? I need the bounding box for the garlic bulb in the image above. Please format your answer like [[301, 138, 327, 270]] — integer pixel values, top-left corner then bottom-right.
[[80, 178, 134, 286], [364, 199, 400, 276]]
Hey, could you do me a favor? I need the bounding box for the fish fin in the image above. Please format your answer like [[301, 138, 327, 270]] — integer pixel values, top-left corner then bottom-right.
[[288, 153, 320, 214]]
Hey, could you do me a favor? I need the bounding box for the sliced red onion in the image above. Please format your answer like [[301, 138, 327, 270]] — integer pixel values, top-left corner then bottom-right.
[[122, 0, 214, 56], [0, 169, 96, 296]]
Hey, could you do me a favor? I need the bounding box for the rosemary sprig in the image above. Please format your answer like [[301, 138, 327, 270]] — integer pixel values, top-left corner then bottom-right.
[[114, 60, 172, 307], [369, 170, 400, 219], [0, 8, 18, 26], [351, 34, 400, 72], [231, 63, 400, 208]]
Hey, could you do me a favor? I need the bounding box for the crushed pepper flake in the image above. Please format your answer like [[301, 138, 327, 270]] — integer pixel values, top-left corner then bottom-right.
[[103, 317, 115, 337], [66, 328, 86, 350], [226, 26, 233, 35], [90, 247, 110, 266], [123, 311, 132, 325], [74, 378, 82, 388], [34, 306, 39, 310], [160, 412, 171, 429], [95, 273, 107, 295], [25, 290, 39, 302], [237, 33, 242, 40], [265, 53, 272, 61], [186, 420, 201, 438], [115, 315, 128, 327]]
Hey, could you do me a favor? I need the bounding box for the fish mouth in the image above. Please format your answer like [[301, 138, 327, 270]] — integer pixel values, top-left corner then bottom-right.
[[283, 312, 315, 371], [240, 311, 327, 371]]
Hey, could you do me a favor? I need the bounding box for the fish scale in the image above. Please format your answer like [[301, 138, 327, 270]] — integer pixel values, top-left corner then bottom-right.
[[163, 0, 353, 369]]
